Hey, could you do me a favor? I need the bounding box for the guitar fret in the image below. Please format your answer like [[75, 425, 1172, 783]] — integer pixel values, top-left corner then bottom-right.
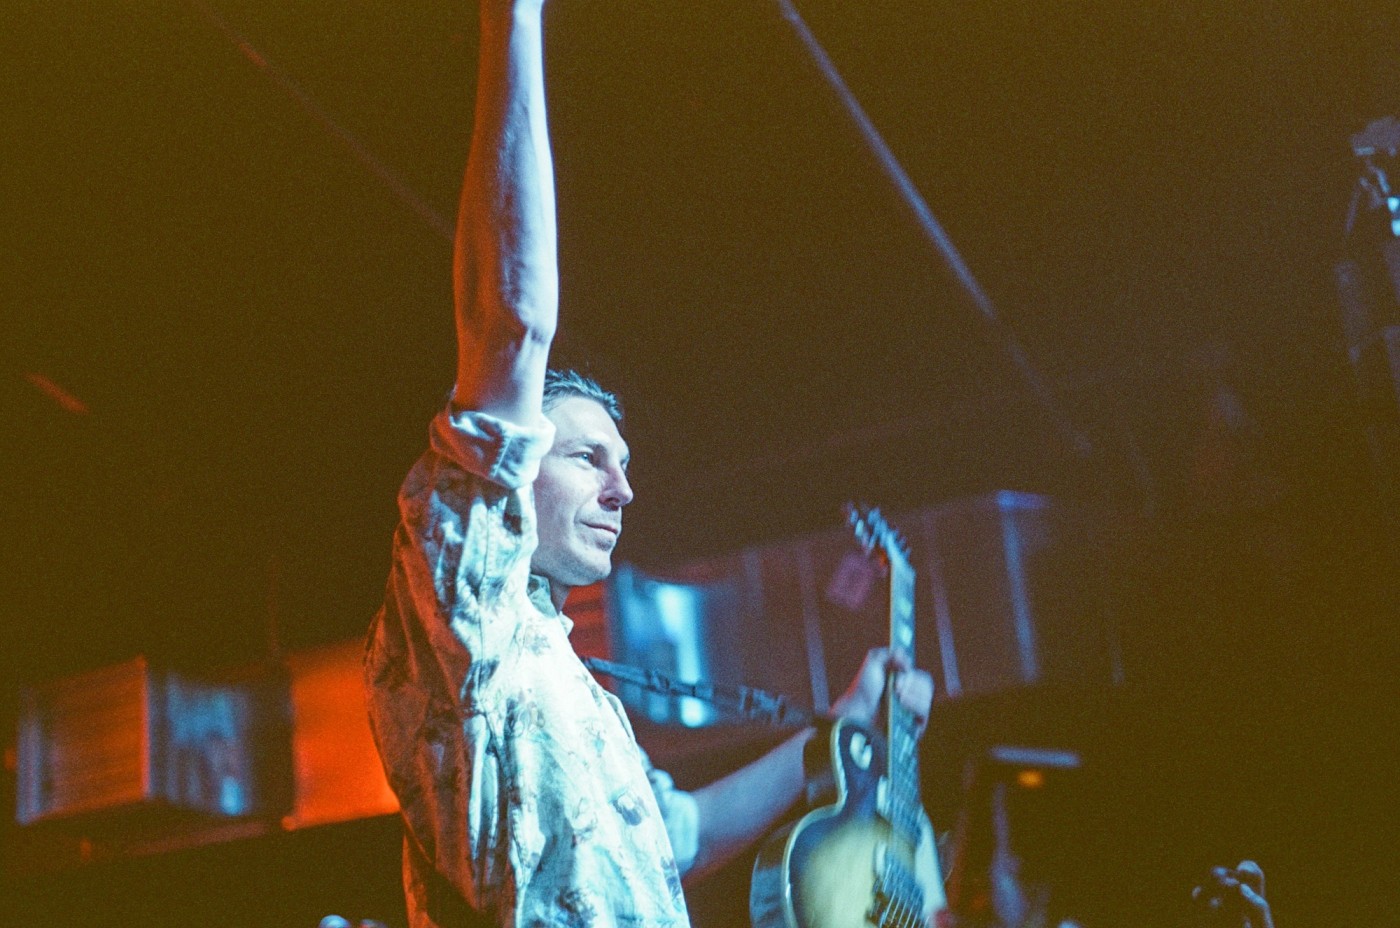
[[875, 855, 926, 928]]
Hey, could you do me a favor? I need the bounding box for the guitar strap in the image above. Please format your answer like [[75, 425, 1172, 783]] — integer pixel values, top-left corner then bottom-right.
[[582, 657, 816, 729]]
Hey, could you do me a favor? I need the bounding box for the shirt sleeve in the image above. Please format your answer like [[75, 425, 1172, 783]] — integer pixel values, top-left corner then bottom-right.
[[638, 748, 700, 876], [429, 405, 555, 490], [365, 404, 558, 922]]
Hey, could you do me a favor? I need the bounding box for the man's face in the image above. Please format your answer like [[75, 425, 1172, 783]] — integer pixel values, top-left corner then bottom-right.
[[532, 396, 633, 594]]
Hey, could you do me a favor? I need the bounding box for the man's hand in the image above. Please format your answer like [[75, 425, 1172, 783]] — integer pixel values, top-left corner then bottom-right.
[[687, 649, 933, 881], [830, 647, 934, 737], [1192, 860, 1274, 928]]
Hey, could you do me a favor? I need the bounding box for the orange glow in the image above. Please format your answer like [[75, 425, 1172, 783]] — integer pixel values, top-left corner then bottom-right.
[[1016, 769, 1044, 789], [24, 372, 89, 414], [283, 640, 398, 829], [236, 41, 268, 69], [566, 581, 612, 662]]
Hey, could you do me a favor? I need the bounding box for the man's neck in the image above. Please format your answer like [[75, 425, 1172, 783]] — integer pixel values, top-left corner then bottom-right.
[[549, 578, 570, 612], [525, 573, 565, 617]]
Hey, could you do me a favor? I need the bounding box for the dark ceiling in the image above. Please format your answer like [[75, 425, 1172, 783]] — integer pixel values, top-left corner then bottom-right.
[[4, 0, 1398, 674]]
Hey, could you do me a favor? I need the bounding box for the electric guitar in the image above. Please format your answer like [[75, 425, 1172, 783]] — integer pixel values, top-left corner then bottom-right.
[[751, 505, 944, 928]]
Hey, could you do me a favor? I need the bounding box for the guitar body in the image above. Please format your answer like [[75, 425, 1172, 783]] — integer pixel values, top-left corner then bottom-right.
[[751, 719, 941, 928]]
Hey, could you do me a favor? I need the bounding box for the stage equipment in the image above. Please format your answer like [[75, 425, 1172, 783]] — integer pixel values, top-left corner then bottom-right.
[[603, 493, 1116, 732], [606, 564, 747, 726], [920, 492, 1120, 699], [583, 657, 814, 728], [773, 0, 1091, 463], [16, 657, 292, 828], [1338, 117, 1400, 521], [943, 745, 1083, 928]]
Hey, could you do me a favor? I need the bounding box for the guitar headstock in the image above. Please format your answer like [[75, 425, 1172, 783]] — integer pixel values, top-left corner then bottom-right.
[[845, 502, 910, 568]]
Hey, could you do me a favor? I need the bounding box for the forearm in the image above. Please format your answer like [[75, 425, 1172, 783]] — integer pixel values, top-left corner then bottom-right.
[[455, 1, 558, 422], [683, 650, 935, 884], [687, 727, 814, 882]]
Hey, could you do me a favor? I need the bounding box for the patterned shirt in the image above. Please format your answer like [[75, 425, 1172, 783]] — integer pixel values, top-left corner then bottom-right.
[[365, 406, 694, 928]]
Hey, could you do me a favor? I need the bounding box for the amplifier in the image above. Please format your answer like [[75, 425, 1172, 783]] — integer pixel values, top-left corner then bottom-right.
[[921, 491, 1119, 698], [16, 657, 292, 827]]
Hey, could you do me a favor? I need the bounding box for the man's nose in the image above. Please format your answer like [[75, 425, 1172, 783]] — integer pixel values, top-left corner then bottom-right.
[[601, 466, 633, 509]]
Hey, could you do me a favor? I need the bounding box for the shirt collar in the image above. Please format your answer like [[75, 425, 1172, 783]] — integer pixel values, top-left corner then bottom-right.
[[527, 573, 574, 634]]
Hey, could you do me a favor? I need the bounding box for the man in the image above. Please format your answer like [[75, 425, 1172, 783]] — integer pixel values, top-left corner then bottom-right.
[[364, 2, 934, 925]]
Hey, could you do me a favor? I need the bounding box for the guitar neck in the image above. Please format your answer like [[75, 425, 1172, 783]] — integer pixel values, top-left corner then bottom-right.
[[845, 503, 927, 844], [885, 554, 922, 842]]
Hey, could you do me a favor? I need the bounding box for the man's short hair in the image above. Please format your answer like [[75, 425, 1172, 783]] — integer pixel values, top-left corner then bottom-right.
[[543, 368, 623, 425]]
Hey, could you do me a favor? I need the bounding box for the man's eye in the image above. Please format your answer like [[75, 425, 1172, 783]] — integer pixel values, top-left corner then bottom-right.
[[574, 451, 594, 464]]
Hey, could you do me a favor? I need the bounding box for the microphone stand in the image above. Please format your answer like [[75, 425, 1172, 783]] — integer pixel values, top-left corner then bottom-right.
[[773, 0, 1093, 462]]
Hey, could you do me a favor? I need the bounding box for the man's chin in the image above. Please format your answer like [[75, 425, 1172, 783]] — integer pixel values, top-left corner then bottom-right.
[[566, 551, 614, 588], [531, 545, 613, 589], [585, 555, 614, 584]]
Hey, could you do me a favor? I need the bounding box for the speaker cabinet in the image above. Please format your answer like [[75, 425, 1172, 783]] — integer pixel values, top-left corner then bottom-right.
[[921, 492, 1118, 699], [16, 657, 291, 828]]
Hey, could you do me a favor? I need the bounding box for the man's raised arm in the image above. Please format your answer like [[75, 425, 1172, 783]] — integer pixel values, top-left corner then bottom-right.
[[453, 0, 557, 426]]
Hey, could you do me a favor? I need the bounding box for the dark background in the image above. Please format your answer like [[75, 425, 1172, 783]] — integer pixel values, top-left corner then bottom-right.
[[4, 1, 1399, 925]]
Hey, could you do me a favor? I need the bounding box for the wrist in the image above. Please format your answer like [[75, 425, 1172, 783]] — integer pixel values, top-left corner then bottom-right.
[[829, 693, 876, 727]]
